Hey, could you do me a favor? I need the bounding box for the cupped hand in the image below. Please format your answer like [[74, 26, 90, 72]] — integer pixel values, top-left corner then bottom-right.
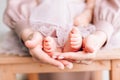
[[24, 32, 66, 69], [53, 51, 96, 65]]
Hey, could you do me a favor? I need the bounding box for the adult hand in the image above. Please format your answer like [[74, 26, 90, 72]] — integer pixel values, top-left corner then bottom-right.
[[53, 51, 96, 64], [22, 30, 65, 69]]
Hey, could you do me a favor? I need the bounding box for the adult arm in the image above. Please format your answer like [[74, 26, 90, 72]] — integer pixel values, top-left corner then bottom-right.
[[3, 0, 66, 69]]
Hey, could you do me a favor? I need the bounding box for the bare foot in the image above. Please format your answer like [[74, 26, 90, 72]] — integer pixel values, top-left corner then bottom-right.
[[83, 31, 107, 53], [43, 36, 57, 55], [70, 27, 82, 51], [64, 27, 82, 52]]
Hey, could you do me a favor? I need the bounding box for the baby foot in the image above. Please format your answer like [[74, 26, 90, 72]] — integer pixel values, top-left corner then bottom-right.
[[43, 36, 57, 55], [83, 31, 107, 53], [69, 27, 82, 51]]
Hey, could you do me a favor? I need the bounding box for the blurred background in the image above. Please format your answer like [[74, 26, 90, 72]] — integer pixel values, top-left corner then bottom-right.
[[0, 0, 9, 41]]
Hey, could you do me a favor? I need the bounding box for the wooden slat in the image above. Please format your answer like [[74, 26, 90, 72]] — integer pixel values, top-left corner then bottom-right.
[[96, 49, 120, 60], [27, 73, 39, 80], [0, 56, 34, 64], [92, 71, 103, 80], [110, 60, 120, 80], [0, 49, 118, 80], [0, 72, 16, 80], [0, 49, 120, 64], [0, 65, 16, 80], [2, 61, 110, 73]]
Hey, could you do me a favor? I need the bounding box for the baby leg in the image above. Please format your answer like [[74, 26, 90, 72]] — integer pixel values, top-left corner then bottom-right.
[[83, 31, 107, 53], [63, 27, 82, 52]]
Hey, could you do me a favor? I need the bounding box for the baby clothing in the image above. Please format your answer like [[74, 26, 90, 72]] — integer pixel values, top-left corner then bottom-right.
[[94, 0, 120, 49]]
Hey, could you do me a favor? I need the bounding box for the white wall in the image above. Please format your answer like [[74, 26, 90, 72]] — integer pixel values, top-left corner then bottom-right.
[[0, 0, 9, 37]]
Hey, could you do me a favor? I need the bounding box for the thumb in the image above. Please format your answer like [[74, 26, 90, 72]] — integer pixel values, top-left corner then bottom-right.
[[25, 32, 42, 49]]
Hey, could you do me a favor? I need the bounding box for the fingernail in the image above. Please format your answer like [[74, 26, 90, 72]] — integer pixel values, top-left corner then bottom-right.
[[52, 55, 57, 59], [58, 56, 64, 59], [66, 64, 73, 69]]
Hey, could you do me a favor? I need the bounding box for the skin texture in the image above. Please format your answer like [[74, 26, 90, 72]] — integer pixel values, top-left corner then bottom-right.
[[21, 29, 73, 69]]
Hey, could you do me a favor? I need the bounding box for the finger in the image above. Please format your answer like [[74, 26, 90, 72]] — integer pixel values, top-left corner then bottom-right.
[[52, 52, 63, 59], [58, 52, 96, 60], [32, 52, 65, 69], [43, 48, 53, 53], [45, 57, 65, 69], [25, 32, 42, 48], [30, 48, 64, 69], [59, 60, 73, 69]]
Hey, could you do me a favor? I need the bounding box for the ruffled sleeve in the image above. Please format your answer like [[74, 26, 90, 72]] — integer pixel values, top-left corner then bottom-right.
[[94, 0, 120, 42], [3, 0, 37, 38]]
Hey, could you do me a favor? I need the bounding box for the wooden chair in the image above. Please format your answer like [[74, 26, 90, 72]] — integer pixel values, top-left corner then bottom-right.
[[0, 49, 120, 80]]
